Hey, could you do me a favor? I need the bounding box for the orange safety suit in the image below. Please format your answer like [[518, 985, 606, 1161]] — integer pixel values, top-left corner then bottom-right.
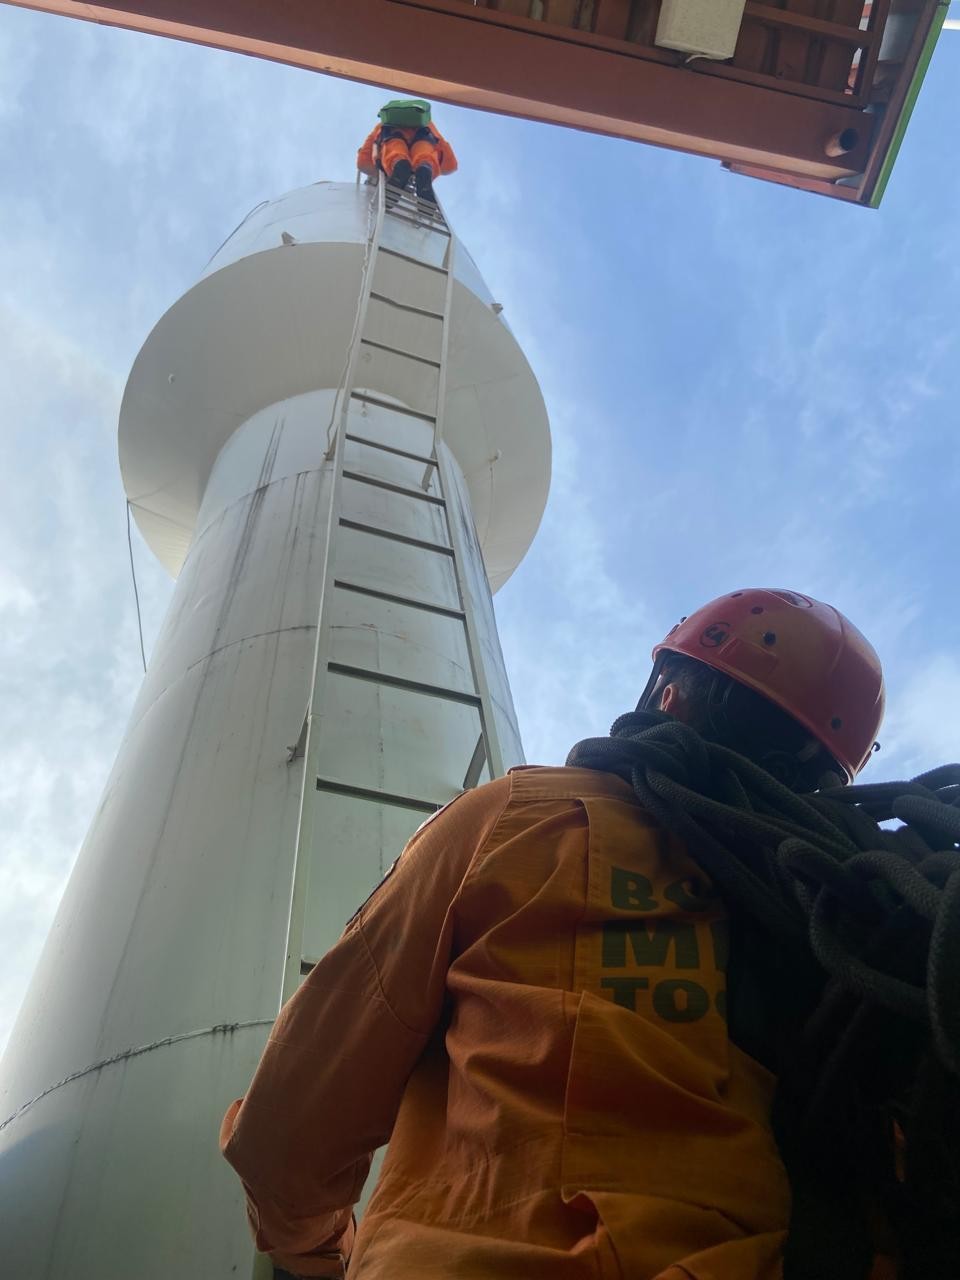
[[356, 123, 458, 182], [221, 766, 900, 1279]]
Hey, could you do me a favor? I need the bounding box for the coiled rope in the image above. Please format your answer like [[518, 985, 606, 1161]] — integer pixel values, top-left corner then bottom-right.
[[567, 710, 960, 1277]]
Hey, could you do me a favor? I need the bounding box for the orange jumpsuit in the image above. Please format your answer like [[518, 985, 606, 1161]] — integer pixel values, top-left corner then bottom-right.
[[222, 765, 797, 1278], [356, 123, 458, 182]]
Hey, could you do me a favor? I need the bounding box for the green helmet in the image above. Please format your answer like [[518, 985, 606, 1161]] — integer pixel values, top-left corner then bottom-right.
[[378, 98, 432, 128]]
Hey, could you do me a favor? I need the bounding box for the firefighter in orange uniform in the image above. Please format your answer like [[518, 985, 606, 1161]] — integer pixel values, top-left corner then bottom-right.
[[356, 99, 457, 206], [221, 590, 923, 1279]]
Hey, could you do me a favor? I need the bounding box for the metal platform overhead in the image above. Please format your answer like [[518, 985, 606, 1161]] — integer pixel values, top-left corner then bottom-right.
[[0, 0, 949, 205]]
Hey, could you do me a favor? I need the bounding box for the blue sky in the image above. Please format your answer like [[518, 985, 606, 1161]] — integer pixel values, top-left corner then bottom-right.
[[1, 5, 958, 1051]]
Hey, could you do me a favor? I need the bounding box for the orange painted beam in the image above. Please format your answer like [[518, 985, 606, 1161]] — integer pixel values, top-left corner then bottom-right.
[[3, 0, 873, 181]]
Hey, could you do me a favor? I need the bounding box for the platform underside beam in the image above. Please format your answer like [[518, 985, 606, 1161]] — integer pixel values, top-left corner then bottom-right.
[[4, 0, 905, 195]]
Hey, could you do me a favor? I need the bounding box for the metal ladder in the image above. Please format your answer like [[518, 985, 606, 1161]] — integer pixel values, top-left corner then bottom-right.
[[280, 176, 509, 1004]]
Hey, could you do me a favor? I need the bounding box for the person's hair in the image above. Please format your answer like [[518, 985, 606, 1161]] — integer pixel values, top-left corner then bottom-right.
[[659, 654, 843, 791]]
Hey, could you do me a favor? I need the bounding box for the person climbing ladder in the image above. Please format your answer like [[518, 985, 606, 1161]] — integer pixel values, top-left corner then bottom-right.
[[357, 98, 457, 206]]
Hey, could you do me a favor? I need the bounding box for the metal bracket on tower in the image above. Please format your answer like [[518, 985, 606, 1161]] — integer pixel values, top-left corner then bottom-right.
[[286, 710, 309, 763], [462, 733, 487, 791]]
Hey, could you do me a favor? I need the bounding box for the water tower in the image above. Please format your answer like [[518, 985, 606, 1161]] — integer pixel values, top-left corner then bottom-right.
[[0, 179, 550, 1278]]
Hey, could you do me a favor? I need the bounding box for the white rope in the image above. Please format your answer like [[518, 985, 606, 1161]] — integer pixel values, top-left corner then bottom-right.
[[126, 500, 147, 674]]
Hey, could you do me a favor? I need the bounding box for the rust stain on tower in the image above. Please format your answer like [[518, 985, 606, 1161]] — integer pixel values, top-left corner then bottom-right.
[[2, 0, 948, 203]]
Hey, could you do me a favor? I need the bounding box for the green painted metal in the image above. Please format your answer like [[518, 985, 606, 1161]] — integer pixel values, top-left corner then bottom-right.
[[869, 1, 949, 207], [378, 98, 432, 127]]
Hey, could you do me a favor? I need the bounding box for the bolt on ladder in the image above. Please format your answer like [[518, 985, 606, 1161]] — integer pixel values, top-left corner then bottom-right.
[[280, 176, 511, 1005]]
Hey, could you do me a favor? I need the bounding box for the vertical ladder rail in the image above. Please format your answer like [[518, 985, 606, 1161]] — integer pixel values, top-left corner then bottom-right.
[[279, 179, 388, 1008]]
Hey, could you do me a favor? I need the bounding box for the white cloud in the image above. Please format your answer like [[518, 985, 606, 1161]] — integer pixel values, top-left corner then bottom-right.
[[0, 298, 121, 429], [498, 402, 658, 766], [0, 15, 36, 119], [0, 229, 173, 1054], [881, 653, 960, 779], [0, 567, 37, 615]]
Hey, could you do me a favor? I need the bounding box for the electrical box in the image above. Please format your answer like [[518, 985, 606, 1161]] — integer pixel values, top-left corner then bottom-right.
[[655, 0, 747, 60]]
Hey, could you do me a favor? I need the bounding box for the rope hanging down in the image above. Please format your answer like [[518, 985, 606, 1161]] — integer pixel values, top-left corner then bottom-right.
[[568, 710, 960, 1279], [126, 500, 147, 674]]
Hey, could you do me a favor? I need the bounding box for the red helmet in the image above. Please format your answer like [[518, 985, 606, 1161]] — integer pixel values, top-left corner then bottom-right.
[[645, 588, 884, 782]]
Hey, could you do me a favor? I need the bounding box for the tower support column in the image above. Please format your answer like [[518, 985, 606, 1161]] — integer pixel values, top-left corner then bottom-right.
[[0, 181, 549, 1279]]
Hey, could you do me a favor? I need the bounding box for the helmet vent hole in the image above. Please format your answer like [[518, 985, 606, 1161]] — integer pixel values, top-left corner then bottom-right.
[[731, 592, 743, 598], [763, 632, 777, 646], [831, 717, 843, 731], [751, 606, 764, 614]]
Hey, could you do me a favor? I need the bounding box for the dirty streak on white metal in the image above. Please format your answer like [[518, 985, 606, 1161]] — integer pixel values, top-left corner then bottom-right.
[[0, 180, 549, 1280]]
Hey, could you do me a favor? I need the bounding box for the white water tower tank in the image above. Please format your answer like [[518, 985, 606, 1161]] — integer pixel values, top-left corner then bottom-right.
[[0, 180, 550, 1279]]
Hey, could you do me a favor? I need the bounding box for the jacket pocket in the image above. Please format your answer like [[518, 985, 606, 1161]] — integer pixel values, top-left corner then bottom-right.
[[650, 1231, 785, 1280]]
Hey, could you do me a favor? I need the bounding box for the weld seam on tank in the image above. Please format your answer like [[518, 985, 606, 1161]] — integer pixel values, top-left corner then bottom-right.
[[183, 623, 317, 678], [122, 623, 318, 745], [0, 1019, 273, 1134]]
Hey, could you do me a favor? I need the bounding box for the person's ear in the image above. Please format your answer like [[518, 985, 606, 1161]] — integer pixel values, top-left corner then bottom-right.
[[660, 682, 681, 718]]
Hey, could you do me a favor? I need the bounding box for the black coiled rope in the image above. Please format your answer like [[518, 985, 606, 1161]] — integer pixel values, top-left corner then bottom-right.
[[567, 710, 960, 1278]]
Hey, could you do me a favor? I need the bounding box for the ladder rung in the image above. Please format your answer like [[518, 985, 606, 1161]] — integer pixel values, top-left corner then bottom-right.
[[349, 392, 436, 425], [334, 579, 465, 621], [328, 661, 481, 708], [369, 291, 444, 322], [314, 777, 441, 813], [345, 432, 437, 468], [379, 246, 449, 275], [342, 469, 445, 506], [390, 210, 449, 234], [339, 517, 453, 557], [385, 208, 451, 236], [386, 188, 442, 210], [388, 191, 447, 218], [360, 337, 441, 370]]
